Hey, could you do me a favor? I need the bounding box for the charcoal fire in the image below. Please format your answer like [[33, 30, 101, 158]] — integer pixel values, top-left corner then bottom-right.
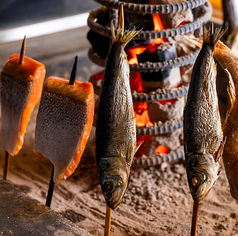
[[87, 0, 212, 167]]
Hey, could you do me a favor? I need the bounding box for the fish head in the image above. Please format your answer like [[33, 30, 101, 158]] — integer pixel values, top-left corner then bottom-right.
[[99, 157, 128, 209], [186, 153, 220, 202]]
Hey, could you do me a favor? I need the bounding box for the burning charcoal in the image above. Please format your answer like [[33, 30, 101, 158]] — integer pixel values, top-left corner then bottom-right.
[[126, 39, 154, 53], [87, 9, 110, 59], [149, 0, 193, 29], [123, 0, 153, 30], [124, 12, 153, 32], [137, 42, 181, 89]]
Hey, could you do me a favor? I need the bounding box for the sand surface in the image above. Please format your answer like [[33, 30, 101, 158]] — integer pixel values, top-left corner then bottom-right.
[[0, 106, 238, 236]]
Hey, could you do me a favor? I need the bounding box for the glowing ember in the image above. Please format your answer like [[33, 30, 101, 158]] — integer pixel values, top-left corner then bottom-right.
[[127, 13, 166, 64], [155, 145, 170, 154], [135, 109, 153, 127], [128, 46, 148, 65]]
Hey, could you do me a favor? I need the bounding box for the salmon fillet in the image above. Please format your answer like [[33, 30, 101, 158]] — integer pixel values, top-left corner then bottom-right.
[[0, 53, 46, 155], [34, 76, 94, 183]]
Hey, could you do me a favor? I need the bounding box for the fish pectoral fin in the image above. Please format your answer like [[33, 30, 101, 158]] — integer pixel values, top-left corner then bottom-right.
[[126, 139, 135, 165], [135, 140, 144, 155], [215, 137, 227, 163]]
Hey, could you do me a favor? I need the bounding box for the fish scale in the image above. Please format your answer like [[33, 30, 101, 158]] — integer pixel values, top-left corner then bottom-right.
[[34, 91, 87, 181], [0, 73, 32, 153]]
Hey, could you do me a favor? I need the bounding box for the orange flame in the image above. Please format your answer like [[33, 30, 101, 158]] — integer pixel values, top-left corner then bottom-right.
[[130, 72, 153, 127], [127, 13, 166, 64]]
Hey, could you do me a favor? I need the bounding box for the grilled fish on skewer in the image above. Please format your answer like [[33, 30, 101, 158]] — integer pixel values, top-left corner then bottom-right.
[[96, 15, 138, 209], [34, 76, 94, 183], [184, 25, 225, 202], [187, 32, 238, 200], [0, 51, 45, 155]]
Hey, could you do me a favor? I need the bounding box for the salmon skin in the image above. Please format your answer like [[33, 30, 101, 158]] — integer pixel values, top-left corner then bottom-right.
[[183, 26, 225, 202], [34, 77, 94, 183], [96, 23, 138, 209], [187, 31, 238, 200], [0, 54, 45, 155]]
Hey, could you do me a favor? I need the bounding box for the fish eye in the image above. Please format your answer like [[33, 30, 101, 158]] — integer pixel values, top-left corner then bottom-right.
[[192, 177, 200, 186], [105, 182, 113, 193]]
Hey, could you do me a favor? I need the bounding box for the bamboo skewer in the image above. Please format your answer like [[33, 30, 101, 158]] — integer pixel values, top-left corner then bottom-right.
[[104, 205, 112, 236], [191, 200, 200, 236], [69, 56, 78, 85], [46, 167, 55, 207], [2, 36, 26, 181], [19, 35, 26, 65], [3, 152, 10, 181]]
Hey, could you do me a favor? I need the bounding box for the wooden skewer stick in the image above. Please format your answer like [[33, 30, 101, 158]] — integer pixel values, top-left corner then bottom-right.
[[46, 167, 55, 207], [3, 152, 10, 181], [69, 55, 78, 85], [104, 205, 112, 236], [191, 200, 200, 236], [19, 36, 26, 65], [119, 4, 124, 36]]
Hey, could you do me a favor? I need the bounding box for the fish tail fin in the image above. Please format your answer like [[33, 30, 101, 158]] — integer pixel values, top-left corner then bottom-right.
[[111, 4, 140, 47], [203, 24, 227, 50]]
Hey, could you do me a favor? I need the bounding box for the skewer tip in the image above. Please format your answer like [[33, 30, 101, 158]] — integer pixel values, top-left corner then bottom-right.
[[3, 151, 11, 181], [19, 35, 26, 65], [46, 167, 55, 208], [69, 55, 78, 85]]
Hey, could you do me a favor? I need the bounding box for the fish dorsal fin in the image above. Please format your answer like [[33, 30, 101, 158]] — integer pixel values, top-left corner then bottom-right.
[[215, 137, 227, 163], [110, 4, 140, 48], [203, 24, 227, 49]]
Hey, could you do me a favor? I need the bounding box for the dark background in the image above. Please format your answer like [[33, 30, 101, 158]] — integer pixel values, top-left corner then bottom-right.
[[0, 0, 99, 29]]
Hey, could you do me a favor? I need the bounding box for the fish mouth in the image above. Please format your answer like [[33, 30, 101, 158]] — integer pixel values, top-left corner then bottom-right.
[[104, 190, 123, 209], [100, 176, 126, 209], [190, 181, 213, 202]]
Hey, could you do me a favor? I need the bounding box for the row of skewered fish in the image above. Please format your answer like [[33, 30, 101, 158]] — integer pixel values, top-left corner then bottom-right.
[[1, 5, 238, 236]]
